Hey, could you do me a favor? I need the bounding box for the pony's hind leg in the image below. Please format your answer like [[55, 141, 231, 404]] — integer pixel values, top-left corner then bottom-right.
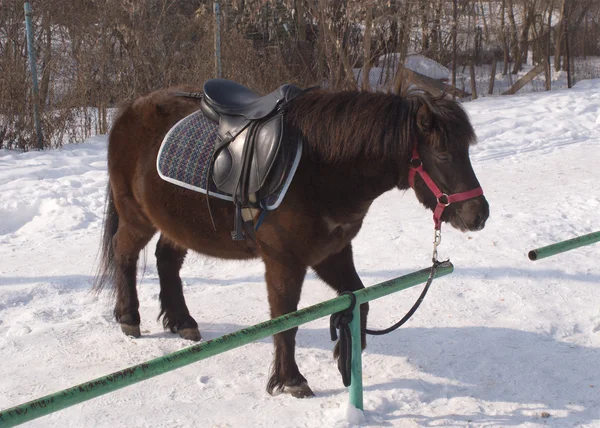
[[112, 221, 154, 337], [155, 235, 200, 341], [262, 253, 313, 398]]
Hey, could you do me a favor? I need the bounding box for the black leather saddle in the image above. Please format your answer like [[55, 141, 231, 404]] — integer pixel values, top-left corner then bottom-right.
[[199, 78, 305, 240]]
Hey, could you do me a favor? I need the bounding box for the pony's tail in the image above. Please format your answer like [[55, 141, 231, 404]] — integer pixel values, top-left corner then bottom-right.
[[93, 182, 119, 295]]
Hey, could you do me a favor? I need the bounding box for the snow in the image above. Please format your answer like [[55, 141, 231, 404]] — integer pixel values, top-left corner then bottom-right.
[[2, 80, 600, 427], [357, 53, 600, 100], [356, 53, 452, 90]]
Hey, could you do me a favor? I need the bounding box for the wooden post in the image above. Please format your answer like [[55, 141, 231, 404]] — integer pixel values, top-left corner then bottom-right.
[[469, 62, 478, 99], [501, 61, 546, 95], [488, 57, 497, 95]]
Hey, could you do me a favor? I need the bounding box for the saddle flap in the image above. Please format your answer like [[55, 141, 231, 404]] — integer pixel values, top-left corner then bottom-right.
[[212, 114, 284, 197], [249, 115, 283, 194], [212, 128, 249, 195]]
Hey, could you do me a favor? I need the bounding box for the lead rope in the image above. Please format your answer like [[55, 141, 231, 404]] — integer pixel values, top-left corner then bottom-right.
[[364, 228, 446, 335], [330, 228, 448, 385]]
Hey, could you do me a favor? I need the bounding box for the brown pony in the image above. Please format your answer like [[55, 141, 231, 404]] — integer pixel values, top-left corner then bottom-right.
[[95, 86, 489, 398]]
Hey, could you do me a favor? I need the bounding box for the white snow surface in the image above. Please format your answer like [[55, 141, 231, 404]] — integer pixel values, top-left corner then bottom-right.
[[2, 81, 600, 427]]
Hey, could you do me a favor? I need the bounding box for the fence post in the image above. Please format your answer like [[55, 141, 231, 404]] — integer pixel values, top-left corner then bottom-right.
[[348, 303, 364, 410], [24, 1, 43, 150]]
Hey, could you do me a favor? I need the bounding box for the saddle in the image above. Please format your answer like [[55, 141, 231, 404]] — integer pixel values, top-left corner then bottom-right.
[[199, 79, 305, 240]]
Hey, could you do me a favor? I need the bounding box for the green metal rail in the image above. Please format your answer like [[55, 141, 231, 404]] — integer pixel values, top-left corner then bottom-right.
[[0, 262, 453, 427], [528, 231, 600, 261]]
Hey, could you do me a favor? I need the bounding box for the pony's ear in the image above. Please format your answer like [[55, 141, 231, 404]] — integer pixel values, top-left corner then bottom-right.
[[416, 104, 432, 134]]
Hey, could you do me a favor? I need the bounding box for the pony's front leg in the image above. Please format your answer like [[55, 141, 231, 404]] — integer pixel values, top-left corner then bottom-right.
[[312, 244, 369, 358], [262, 252, 313, 398]]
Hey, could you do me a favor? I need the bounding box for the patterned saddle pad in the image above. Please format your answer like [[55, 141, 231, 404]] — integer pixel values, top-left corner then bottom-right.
[[157, 110, 301, 210]]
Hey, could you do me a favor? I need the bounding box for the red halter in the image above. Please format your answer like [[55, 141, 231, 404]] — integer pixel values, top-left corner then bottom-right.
[[408, 145, 484, 230]]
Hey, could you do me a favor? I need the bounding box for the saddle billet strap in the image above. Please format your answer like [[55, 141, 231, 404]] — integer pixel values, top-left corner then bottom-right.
[[230, 121, 260, 240], [239, 121, 260, 204]]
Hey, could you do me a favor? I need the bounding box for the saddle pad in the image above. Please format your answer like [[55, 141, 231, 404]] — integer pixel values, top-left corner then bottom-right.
[[157, 110, 302, 210]]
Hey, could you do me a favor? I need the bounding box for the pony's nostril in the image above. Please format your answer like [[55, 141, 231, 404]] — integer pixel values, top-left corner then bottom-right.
[[474, 212, 486, 228]]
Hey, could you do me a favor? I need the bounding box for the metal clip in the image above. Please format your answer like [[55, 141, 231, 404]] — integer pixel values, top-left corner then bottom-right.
[[432, 229, 442, 262]]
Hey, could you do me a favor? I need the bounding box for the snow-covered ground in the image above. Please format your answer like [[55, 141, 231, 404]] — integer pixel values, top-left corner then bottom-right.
[[1, 80, 600, 427]]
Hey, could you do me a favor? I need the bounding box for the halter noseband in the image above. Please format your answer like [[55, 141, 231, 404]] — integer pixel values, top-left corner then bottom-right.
[[408, 145, 484, 230]]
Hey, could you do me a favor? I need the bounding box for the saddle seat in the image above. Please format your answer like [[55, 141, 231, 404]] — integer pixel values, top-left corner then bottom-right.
[[201, 78, 299, 120]]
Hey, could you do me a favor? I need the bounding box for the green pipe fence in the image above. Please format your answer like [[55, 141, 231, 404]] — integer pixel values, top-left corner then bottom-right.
[[528, 231, 600, 261], [0, 262, 454, 427]]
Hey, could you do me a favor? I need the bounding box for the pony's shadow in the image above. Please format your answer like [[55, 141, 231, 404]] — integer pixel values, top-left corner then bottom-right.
[[199, 322, 600, 427], [321, 326, 599, 426]]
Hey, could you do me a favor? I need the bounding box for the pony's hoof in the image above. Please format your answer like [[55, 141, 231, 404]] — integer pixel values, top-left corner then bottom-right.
[[121, 324, 141, 338], [285, 382, 315, 398], [178, 328, 201, 342]]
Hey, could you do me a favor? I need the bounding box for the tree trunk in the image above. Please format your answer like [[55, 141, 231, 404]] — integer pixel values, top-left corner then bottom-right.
[[555, 0, 566, 72], [501, 0, 510, 74], [421, 1, 429, 52], [452, 0, 457, 92], [512, 1, 535, 74], [295, 0, 307, 42], [479, 0, 490, 43], [39, 9, 52, 108], [488, 57, 497, 94], [546, 9, 552, 90], [393, 8, 411, 94], [431, 1, 442, 60], [470, 62, 478, 99], [506, 0, 520, 73], [362, 7, 373, 90]]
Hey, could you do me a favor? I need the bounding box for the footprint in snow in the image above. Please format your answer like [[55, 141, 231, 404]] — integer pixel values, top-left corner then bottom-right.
[[6, 323, 32, 337]]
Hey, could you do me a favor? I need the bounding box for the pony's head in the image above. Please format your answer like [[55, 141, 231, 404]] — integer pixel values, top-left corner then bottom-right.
[[403, 94, 489, 232]]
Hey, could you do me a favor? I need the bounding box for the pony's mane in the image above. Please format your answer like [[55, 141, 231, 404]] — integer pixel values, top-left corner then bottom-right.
[[286, 90, 476, 163]]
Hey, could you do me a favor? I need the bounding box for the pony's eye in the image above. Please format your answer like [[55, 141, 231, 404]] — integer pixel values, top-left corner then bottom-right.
[[436, 153, 450, 162]]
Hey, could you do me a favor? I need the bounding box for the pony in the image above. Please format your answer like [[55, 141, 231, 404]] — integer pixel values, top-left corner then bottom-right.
[[95, 86, 489, 398]]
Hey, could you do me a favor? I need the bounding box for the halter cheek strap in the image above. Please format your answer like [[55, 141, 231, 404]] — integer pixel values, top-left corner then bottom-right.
[[408, 145, 484, 230]]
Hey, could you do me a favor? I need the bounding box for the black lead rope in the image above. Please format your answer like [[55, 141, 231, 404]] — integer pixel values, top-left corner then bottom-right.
[[330, 259, 449, 386], [364, 260, 446, 335]]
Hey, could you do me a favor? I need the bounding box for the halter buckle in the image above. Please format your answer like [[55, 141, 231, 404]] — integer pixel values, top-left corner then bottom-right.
[[409, 158, 422, 168], [438, 194, 450, 206]]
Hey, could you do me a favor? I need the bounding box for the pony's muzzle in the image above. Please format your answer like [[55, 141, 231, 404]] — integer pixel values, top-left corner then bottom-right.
[[455, 197, 489, 232]]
